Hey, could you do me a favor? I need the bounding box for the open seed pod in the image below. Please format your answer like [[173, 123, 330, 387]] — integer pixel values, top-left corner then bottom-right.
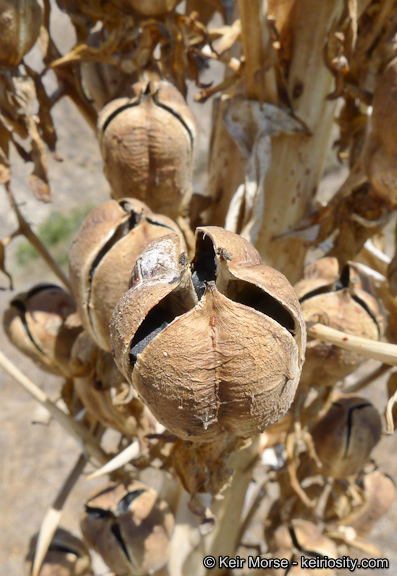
[[267, 519, 337, 576], [111, 0, 180, 16], [0, 0, 43, 67], [311, 394, 382, 479], [295, 258, 384, 388], [98, 81, 197, 219], [111, 226, 306, 442], [387, 371, 397, 429], [25, 527, 93, 576], [71, 332, 154, 437], [80, 481, 174, 576], [325, 464, 395, 537], [3, 283, 82, 377], [363, 56, 397, 207], [69, 198, 181, 352]]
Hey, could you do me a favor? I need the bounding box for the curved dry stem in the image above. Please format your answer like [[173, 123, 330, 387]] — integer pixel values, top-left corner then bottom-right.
[[386, 388, 397, 434]]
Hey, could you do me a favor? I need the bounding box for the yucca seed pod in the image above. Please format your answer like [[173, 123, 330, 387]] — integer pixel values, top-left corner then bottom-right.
[[80, 481, 174, 576], [111, 226, 306, 442], [71, 332, 154, 437], [363, 56, 397, 207], [26, 528, 94, 576], [3, 283, 82, 377], [98, 81, 197, 219], [325, 465, 395, 537], [112, 0, 179, 16], [267, 519, 337, 576], [0, 0, 43, 68], [387, 371, 397, 429], [311, 394, 382, 479], [295, 258, 384, 388], [69, 198, 181, 352]]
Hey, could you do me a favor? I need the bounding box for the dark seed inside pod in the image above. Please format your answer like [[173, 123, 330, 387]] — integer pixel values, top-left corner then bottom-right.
[[117, 489, 145, 514], [130, 308, 174, 366], [332, 401, 372, 458], [110, 524, 131, 561], [85, 506, 114, 520]]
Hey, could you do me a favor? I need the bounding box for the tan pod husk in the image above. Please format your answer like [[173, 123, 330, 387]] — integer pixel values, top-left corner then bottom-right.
[[0, 0, 43, 67], [80, 481, 174, 576], [311, 394, 382, 479], [26, 528, 94, 576], [111, 226, 306, 442], [98, 81, 197, 219], [295, 258, 384, 388], [71, 332, 154, 437], [111, 0, 179, 15], [3, 283, 82, 377], [69, 198, 181, 352]]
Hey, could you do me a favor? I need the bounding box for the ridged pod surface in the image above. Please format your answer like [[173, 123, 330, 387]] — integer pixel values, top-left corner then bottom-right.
[[0, 0, 43, 67], [111, 226, 306, 442]]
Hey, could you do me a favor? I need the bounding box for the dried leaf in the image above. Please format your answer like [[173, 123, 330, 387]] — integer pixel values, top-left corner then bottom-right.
[[0, 240, 13, 290], [27, 117, 51, 202], [87, 440, 140, 480], [25, 64, 57, 152]]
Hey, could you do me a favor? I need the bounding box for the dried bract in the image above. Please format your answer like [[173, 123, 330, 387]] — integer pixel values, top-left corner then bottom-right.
[[3, 283, 82, 377], [295, 258, 383, 388], [69, 198, 180, 351], [98, 81, 197, 219], [80, 481, 174, 576], [311, 394, 382, 479], [111, 226, 306, 442], [0, 0, 43, 67]]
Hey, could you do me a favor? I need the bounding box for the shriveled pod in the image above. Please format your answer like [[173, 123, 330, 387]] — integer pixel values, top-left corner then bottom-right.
[[71, 332, 154, 437], [26, 528, 94, 576], [325, 465, 395, 537], [98, 81, 197, 219], [295, 257, 384, 388], [80, 481, 174, 576], [111, 226, 306, 442], [311, 394, 382, 479], [267, 519, 337, 576], [69, 198, 180, 352], [363, 56, 397, 207], [387, 371, 397, 429], [0, 0, 43, 67], [3, 283, 82, 377], [112, 0, 180, 16]]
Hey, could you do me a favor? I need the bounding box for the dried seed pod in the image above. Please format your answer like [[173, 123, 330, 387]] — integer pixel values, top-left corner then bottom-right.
[[387, 371, 397, 429], [112, 0, 179, 16], [71, 332, 154, 437], [363, 56, 397, 207], [3, 283, 82, 377], [69, 198, 181, 352], [295, 258, 384, 388], [311, 394, 382, 479], [268, 520, 337, 576], [80, 481, 174, 576], [26, 528, 94, 576], [111, 226, 306, 442], [98, 81, 197, 219], [0, 0, 43, 68]]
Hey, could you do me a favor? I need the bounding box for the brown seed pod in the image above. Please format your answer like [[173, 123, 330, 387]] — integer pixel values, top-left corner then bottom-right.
[[311, 394, 382, 479], [111, 226, 306, 442], [112, 0, 179, 16], [295, 258, 384, 388], [267, 519, 337, 576], [98, 81, 197, 219], [71, 332, 154, 437], [80, 481, 174, 576], [25, 527, 94, 576], [0, 0, 43, 68], [69, 198, 181, 352], [3, 283, 82, 377], [363, 56, 397, 207], [387, 371, 397, 429]]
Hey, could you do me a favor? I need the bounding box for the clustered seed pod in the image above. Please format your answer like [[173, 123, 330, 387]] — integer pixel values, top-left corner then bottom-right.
[[25, 528, 94, 576], [71, 332, 153, 437], [363, 56, 397, 207], [69, 198, 180, 352], [112, 0, 180, 15], [267, 519, 337, 576], [3, 283, 82, 377], [80, 481, 174, 576], [295, 257, 384, 388], [111, 226, 306, 442], [311, 394, 382, 478], [0, 0, 43, 67], [98, 81, 197, 219]]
